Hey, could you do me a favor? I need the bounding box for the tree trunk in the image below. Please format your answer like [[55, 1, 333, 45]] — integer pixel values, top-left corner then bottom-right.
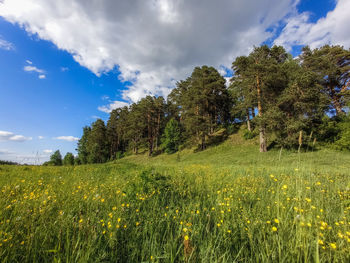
[[246, 108, 251, 132], [256, 75, 267, 152]]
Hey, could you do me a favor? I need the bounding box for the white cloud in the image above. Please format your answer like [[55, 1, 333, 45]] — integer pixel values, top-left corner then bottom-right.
[[43, 149, 52, 153], [54, 136, 79, 142], [23, 60, 46, 79], [38, 136, 44, 139], [0, 0, 299, 102], [274, 0, 350, 50], [9, 135, 33, 141], [0, 130, 32, 141], [98, 100, 129, 113], [61, 67, 69, 72], [24, 65, 44, 74], [0, 36, 14, 50]]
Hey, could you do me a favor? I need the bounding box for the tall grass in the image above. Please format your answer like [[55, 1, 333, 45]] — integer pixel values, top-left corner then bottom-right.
[[0, 138, 349, 262]]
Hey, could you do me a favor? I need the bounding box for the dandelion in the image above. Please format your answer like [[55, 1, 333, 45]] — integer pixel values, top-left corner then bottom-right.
[[184, 235, 189, 241], [272, 226, 277, 232], [274, 218, 280, 224], [330, 243, 336, 250]]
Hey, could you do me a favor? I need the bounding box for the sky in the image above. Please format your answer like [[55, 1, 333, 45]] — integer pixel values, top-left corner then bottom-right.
[[0, 0, 349, 164]]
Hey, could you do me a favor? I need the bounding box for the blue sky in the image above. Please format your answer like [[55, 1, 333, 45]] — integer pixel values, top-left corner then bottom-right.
[[0, 0, 348, 163]]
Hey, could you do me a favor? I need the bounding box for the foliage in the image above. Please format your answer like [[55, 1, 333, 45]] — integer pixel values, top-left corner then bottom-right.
[[49, 150, 62, 166], [162, 118, 182, 153], [334, 115, 350, 150], [70, 44, 350, 162], [0, 160, 18, 165], [63, 152, 74, 165]]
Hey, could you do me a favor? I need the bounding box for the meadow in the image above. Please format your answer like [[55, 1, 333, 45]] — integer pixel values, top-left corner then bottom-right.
[[1, 136, 350, 262]]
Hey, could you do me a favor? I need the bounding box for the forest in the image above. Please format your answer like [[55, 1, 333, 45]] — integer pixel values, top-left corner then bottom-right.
[[47, 44, 350, 165]]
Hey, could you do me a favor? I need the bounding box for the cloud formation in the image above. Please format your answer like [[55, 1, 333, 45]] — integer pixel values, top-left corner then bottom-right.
[[98, 100, 129, 113], [23, 60, 46, 79], [0, 0, 299, 103], [0, 36, 14, 50], [274, 0, 350, 50], [54, 136, 79, 142], [0, 130, 32, 141]]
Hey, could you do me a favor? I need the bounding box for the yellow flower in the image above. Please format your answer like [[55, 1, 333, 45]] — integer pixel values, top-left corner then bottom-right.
[[274, 218, 280, 224], [330, 243, 336, 250], [79, 218, 83, 223], [318, 240, 324, 245], [272, 226, 277, 232], [184, 235, 189, 241], [282, 185, 288, 190]]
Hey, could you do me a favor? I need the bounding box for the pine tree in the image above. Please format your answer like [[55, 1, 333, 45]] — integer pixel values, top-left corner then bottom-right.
[[162, 118, 182, 153], [170, 66, 230, 150], [87, 119, 109, 163], [77, 126, 91, 164], [232, 45, 288, 152], [300, 45, 350, 115]]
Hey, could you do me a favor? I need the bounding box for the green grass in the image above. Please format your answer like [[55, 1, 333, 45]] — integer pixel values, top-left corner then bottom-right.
[[1, 135, 350, 262]]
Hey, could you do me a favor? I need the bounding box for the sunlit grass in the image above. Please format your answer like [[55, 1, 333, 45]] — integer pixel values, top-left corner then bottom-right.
[[0, 139, 350, 262]]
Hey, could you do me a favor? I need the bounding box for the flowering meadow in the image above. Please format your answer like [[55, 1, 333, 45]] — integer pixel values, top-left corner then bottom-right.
[[1, 144, 350, 262]]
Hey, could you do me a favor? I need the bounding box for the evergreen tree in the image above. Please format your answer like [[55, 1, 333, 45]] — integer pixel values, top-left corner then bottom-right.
[[77, 126, 91, 164], [50, 150, 62, 166], [162, 118, 182, 153], [170, 66, 230, 150], [300, 45, 350, 115], [63, 152, 74, 165], [231, 45, 288, 152], [87, 119, 109, 163]]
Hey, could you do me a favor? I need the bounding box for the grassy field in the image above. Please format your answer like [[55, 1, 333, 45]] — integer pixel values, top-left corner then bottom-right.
[[1, 136, 350, 262]]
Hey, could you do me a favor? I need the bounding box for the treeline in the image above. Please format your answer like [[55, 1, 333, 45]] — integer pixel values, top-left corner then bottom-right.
[[67, 44, 349, 164], [0, 160, 18, 165]]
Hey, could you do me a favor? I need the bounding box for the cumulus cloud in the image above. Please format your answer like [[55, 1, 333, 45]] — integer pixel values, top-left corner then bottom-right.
[[43, 149, 53, 153], [274, 0, 350, 50], [0, 0, 299, 102], [0, 130, 32, 141], [54, 136, 79, 142], [98, 100, 129, 113], [0, 36, 14, 50], [23, 60, 46, 79]]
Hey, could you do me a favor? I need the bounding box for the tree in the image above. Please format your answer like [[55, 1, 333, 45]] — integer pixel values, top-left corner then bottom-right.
[[270, 59, 327, 147], [77, 126, 91, 164], [231, 45, 289, 152], [300, 45, 350, 115], [162, 118, 182, 153], [169, 66, 230, 150], [50, 150, 62, 166], [63, 152, 74, 165], [87, 119, 109, 163]]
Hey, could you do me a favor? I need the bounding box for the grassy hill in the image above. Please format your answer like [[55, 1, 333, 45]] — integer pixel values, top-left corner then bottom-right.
[[1, 135, 350, 262]]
